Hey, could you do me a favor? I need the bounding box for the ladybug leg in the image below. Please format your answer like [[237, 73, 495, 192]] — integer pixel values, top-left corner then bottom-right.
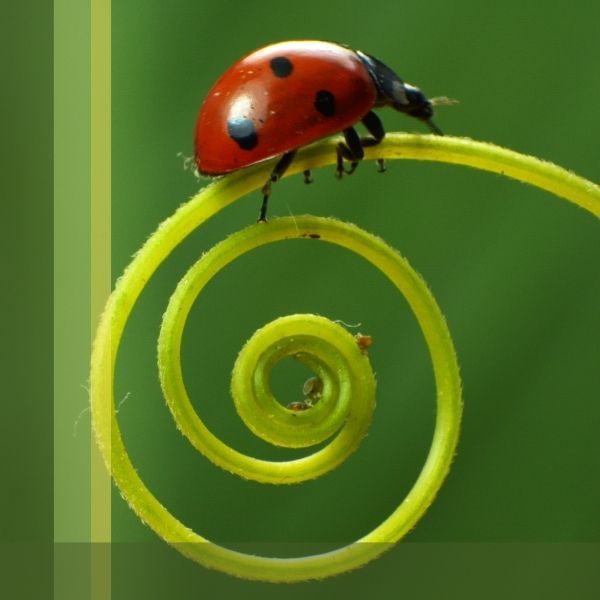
[[259, 150, 297, 222], [303, 170, 313, 184], [360, 111, 386, 173], [336, 127, 364, 179]]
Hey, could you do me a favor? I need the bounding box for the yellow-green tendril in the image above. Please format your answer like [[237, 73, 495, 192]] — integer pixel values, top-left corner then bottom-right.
[[91, 134, 599, 583], [160, 305, 376, 483]]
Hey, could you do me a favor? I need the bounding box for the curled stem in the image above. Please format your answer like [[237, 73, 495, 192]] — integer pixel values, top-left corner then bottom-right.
[[91, 134, 598, 583], [160, 304, 377, 484]]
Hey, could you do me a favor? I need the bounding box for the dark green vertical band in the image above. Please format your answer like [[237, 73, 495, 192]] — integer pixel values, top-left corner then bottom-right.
[[0, 0, 53, 597]]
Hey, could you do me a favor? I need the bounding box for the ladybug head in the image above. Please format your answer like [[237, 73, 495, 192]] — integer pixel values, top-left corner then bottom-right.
[[356, 51, 443, 135], [392, 84, 443, 135]]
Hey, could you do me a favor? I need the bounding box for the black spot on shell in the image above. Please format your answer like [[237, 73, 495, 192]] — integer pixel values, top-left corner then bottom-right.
[[270, 56, 293, 78], [314, 90, 336, 117], [227, 117, 258, 150]]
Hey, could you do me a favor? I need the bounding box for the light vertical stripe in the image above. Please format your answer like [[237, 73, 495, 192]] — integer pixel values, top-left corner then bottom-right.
[[91, 0, 112, 598]]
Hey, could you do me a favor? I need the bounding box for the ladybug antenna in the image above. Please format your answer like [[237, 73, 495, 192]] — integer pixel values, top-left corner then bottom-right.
[[430, 96, 459, 107], [427, 97, 459, 135], [427, 120, 444, 136]]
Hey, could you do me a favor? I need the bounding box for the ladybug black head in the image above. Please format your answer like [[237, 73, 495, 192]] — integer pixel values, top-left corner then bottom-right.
[[393, 83, 443, 135], [356, 50, 443, 135]]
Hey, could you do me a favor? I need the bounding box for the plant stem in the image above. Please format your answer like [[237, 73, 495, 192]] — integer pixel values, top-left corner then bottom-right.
[[91, 134, 598, 583]]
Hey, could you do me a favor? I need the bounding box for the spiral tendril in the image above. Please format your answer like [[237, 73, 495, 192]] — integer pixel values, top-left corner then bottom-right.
[[91, 134, 599, 582]]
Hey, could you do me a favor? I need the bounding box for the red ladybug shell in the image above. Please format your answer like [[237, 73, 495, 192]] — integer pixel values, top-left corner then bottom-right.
[[195, 41, 378, 175]]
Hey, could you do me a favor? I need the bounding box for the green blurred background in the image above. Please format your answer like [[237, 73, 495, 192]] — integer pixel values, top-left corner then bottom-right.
[[110, 0, 599, 595]]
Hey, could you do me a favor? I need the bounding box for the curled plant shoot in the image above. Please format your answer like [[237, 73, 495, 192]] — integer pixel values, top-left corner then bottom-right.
[[91, 134, 599, 583]]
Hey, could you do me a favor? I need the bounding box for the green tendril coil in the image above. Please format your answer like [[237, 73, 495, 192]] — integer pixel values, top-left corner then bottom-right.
[[160, 282, 377, 483], [91, 134, 599, 583]]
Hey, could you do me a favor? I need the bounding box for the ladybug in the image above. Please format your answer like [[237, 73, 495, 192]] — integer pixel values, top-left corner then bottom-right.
[[195, 40, 445, 221]]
